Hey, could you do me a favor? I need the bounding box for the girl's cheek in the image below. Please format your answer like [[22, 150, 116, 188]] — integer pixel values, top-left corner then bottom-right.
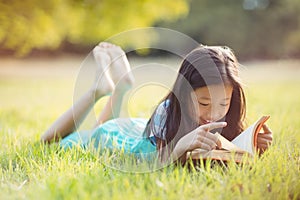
[[198, 107, 209, 118]]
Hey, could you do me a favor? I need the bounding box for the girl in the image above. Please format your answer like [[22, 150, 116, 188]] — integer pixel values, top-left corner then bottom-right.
[[41, 42, 273, 164]]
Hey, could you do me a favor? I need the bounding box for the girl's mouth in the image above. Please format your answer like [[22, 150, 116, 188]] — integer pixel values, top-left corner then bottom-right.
[[199, 118, 214, 125]]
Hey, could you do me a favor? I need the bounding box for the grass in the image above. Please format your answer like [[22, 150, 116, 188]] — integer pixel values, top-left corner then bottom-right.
[[0, 57, 299, 199]]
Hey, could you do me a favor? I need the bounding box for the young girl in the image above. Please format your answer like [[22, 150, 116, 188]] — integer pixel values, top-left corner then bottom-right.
[[41, 42, 273, 164]]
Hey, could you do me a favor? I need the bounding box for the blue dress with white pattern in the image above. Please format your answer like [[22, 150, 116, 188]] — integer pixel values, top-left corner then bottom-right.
[[59, 100, 169, 155]]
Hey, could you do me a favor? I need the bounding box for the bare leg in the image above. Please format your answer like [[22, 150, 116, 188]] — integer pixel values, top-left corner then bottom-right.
[[99, 42, 134, 89], [41, 42, 134, 142], [41, 48, 114, 143], [94, 90, 127, 127], [94, 42, 134, 127]]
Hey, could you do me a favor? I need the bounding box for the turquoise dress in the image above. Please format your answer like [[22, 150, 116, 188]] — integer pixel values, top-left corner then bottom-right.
[[59, 118, 157, 156]]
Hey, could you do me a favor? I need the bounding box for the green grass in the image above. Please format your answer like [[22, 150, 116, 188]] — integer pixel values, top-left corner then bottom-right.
[[0, 58, 299, 199]]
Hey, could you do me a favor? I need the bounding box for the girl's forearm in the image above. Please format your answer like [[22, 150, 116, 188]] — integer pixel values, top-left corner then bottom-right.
[[159, 140, 187, 166]]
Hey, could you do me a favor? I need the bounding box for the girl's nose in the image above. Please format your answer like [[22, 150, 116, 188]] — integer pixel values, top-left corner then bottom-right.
[[206, 110, 222, 122]]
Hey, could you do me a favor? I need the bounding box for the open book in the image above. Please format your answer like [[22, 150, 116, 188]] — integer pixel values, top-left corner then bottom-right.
[[186, 116, 270, 163]]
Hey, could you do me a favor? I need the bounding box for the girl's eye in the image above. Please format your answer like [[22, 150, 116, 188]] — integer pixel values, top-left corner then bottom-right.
[[220, 103, 229, 107], [199, 102, 209, 106]]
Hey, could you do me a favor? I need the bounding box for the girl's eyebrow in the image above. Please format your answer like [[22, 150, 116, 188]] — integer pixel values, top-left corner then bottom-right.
[[199, 97, 231, 100], [199, 97, 211, 100]]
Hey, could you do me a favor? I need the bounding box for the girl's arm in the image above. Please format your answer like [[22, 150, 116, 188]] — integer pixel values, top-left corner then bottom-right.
[[158, 122, 227, 165]]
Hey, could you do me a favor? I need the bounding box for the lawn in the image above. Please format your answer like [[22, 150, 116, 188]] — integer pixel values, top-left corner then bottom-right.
[[0, 57, 299, 199]]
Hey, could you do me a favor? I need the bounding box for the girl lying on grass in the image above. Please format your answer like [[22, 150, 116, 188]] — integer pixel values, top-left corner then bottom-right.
[[41, 42, 273, 164]]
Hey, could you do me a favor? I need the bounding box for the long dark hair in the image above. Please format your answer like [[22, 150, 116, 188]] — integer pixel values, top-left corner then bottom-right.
[[144, 45, 246, 152]]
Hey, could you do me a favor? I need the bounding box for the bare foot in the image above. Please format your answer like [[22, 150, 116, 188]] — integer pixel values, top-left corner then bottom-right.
[[97, 42, 134, 92], [92, 46, 115, 99]]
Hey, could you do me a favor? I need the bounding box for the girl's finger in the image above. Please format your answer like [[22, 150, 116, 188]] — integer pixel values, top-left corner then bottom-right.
[[198, 142, 211, 151], [258, 144, 268, 151], [216, 139, 222, 149], [257, 136, 272, 147], [200, 122, 227, 132], [258, 133, 273, 140], [201, 136, 217, 149], [262, 124, 272, 134], [204, 131, 219, 143]]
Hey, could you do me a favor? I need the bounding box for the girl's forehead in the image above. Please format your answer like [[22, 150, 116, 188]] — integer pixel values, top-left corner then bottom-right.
[[194, 84, 233, 98]]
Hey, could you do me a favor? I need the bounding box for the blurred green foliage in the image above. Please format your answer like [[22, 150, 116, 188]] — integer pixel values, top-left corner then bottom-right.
[[159, 0, 300, 59], [1, 0, 300, 59], [0, 0, 188, 56]]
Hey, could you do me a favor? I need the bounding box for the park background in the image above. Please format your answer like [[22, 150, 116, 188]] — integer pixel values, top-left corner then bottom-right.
[[0, 0, 300, 199]]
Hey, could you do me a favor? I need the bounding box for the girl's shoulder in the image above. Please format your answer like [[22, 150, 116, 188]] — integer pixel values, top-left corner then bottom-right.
[[157, 99, 170, 110], [164, 99, 170, 107], [154, 99, 170, 118]]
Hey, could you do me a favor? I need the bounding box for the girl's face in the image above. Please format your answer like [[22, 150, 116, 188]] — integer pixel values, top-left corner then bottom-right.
[[192, 84, 233, 125]]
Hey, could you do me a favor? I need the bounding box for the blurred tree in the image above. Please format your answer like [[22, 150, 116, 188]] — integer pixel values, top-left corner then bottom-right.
[[158, 0, 300, 59], [1, 0, 300, 59], [0, 0, 188, 56]]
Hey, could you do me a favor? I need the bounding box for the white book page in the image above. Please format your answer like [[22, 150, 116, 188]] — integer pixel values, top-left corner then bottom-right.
[[231, 124, 255, 155], [231, 116, 270, 155], [215, 133, 244, 152]]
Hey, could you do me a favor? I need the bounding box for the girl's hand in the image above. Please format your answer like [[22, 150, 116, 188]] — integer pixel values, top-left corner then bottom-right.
[[257, 124, 273, 153], [177, 122, 227, 152]]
